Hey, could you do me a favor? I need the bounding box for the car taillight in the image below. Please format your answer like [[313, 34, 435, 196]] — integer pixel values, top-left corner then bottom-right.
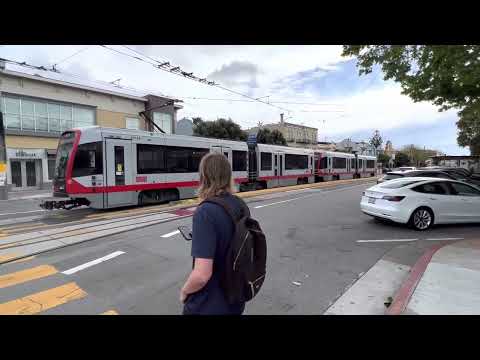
[[382, 195, 405, 202]]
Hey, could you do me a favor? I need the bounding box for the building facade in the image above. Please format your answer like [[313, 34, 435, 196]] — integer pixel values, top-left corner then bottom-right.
[[0, 61, 181, 191], [248, 114, 318, 147], [427, 155, 480, 172]]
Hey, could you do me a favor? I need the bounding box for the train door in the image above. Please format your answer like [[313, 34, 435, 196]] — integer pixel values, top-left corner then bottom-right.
[[328, 157, 332, 174], [347, 157, 351, 173], [210, 146, 232, 166], [105, 138, 134, 207], [273, 152, 284, 187]]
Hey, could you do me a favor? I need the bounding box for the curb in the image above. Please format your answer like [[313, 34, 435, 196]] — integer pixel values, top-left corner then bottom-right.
[[385, 243, 448, 315]]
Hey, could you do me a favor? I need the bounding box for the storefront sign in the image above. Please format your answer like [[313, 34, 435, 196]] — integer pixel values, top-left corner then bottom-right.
[[7, 148, 46, 159]]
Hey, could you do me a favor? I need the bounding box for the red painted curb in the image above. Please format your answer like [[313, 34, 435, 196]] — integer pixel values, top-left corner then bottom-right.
[[385, 243, 447, 315]]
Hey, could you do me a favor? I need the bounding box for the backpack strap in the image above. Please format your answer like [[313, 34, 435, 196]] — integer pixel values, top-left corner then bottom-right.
[[201, 195, 249, 223]]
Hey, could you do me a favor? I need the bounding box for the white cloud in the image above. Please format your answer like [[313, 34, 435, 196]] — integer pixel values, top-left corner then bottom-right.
[[0, 45, 462, 151]]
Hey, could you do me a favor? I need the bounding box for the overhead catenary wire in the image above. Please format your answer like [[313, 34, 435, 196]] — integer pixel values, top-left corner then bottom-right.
[[99, 45, 294, 113], [52, 46, 92, 71]]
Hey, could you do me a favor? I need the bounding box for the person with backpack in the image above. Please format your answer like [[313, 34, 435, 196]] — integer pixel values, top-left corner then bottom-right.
[[180, 152, 266, 315]]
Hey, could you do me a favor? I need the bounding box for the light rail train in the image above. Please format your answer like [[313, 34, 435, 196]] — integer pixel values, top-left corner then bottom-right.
[[42, 127, 376, 210]]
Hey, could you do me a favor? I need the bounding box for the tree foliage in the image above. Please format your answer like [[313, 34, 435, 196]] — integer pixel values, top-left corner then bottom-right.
[[192, 117, 247, 141], [394, 152, 410, 167], [343, 45, 480, 155], [377, 152, 391, 166], [370, 130, 383, 150], [256, 128, 288, 146]]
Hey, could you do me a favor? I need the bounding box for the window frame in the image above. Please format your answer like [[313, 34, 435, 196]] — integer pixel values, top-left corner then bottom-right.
[[232, 150, 247, 172], [448, 182, 480, 196], [260, 152, 272, 171], [126, 117, 140, 130], [1, 94, 95, 134], [285, 154, 309, 170], [412, 181, 451, 195]]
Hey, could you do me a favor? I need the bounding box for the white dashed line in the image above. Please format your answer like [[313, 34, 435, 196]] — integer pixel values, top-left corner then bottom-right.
[[62, 251, 125, 275], [161, 230, 180, 238], [425, 237, 464, 241], [356, 239, 418, 243]]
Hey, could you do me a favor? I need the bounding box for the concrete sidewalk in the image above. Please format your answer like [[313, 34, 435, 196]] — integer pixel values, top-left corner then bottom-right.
[[387, 239, 480, 315]]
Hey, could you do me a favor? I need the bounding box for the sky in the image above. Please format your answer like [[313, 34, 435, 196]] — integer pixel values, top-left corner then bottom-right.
[[0, 45, 468, 155]]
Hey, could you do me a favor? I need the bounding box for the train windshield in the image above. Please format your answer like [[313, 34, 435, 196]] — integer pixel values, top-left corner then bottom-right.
[[54, 132, 75, 179]]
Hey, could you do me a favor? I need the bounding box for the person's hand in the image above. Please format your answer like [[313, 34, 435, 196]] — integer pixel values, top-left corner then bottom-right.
[[180, 289, 188, 304]]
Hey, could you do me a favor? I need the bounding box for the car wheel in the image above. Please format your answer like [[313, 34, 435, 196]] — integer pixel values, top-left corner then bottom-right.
[[409, 207, 434, 231]]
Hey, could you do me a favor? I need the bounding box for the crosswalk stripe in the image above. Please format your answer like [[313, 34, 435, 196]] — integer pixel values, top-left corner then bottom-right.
[[100, 309, 118, 315], [0, 282, 87, 315], [0, 265, 58, 289]]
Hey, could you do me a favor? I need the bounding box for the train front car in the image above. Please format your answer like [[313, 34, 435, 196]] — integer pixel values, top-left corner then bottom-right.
[[42, 128, 98, 210]]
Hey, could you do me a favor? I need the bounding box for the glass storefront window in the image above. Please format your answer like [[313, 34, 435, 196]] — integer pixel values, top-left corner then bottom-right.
[[1, 95, 95, 133]]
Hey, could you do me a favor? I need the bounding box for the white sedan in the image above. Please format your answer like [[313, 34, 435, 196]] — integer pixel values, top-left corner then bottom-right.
[[360, 177, 480, 230]]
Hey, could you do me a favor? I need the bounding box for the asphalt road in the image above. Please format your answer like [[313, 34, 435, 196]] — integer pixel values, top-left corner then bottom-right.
[[1, 180, 479, 315]]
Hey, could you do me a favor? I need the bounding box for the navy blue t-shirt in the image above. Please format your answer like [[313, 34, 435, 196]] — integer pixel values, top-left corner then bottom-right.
[[183, 193, 246, 315]]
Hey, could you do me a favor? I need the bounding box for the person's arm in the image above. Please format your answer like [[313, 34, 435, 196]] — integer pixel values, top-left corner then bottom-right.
[[180, 206, 217, 303], [180, 258, 213, 303]]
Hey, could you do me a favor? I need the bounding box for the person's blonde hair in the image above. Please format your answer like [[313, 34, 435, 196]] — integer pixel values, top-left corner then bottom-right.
[[198, 152, 234, 201]]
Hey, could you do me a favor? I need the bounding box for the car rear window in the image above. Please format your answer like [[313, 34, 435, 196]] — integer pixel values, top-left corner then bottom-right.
[[379, 179, 422, 189], [383, 173, 403, 180]]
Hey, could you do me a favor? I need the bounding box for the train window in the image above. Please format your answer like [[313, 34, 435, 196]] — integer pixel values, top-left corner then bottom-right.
[[285, 154, 308, 170], [261, 152, 272, 171], [114, 146, 125, 186], [319, 157, 327, 169], [232, 150, 247, 171], [165, 146, 208, 173], [137, 144, 166, 174], [72, 142, 103, 177], [332, 157, 347, 169], [367, 160, 375, 168]]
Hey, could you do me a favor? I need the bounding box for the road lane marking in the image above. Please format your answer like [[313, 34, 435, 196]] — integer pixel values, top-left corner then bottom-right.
[[61, 251, 125, 275], [357, 239, 418, 243], [254, 183, 370, 209], [100, 309, 119, 315], [161, 230, 180, 238], [425, 237, 464, 241], [0, 282, 86, 315], [0, 264, 58, 289], [254, 195, 313, 209]]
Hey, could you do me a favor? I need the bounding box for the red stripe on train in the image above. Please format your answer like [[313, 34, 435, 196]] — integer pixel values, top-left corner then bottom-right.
[[68, 177, 249, 195]]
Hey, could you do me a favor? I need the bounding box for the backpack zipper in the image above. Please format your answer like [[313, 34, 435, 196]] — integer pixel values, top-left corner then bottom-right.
[[249, 274, 266, 297], [233, 232, 249, 271]]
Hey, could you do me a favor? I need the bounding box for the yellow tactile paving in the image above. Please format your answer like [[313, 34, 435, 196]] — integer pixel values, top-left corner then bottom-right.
[[0, 254, 19, 263], [9, 256, 35, 264], [0, 282, 87, 315], [100, 309, 119, 315], [0, 265, 58, 289]]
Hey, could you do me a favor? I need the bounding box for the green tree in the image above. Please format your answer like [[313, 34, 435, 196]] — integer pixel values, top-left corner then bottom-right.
[[257, 128, 288, 145], [394, 152, 410, 167], [377, 152, 391, 166], [192, 117, 247, 141], [370, 130, 383, 151], [342, 45, 480, 155]]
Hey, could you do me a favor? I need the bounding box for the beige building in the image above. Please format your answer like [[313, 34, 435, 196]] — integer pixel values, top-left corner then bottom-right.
[[249, 114, 318, 147], [0, 61, 181, 191]]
